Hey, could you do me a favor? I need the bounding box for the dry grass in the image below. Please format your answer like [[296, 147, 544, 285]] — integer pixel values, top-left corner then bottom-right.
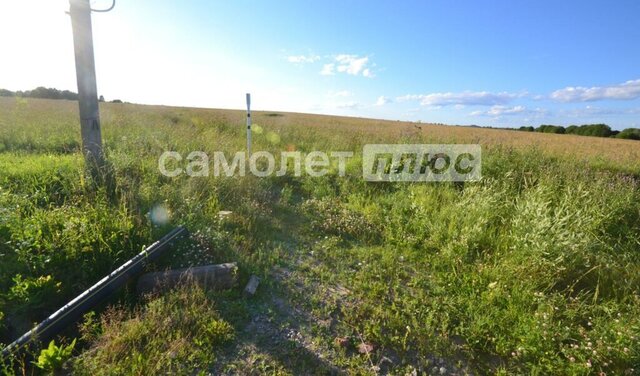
[[1, 97, 638, 172]]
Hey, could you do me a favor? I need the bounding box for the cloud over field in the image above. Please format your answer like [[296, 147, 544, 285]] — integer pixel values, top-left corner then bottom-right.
[[319, 54, 374, 77], [375, 96, 392, 106], [397, 91, 523, 106], [286, 52, 375, 78], [470, 105, 526, 116], [470, 105, 547, 117], [551, 79, 640, 102]]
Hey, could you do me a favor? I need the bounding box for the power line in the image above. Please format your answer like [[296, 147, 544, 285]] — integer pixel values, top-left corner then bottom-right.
[[90, 0, 115, 13]]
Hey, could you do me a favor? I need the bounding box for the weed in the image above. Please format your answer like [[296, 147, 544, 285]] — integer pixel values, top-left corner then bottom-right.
[[33, 339, 76, 373]]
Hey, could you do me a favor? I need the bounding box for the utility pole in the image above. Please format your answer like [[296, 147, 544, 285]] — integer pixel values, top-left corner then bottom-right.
[[69, 0, 105, 181]]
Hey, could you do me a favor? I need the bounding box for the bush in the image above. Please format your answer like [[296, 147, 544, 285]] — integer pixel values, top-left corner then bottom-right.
[[519, 126, 534, 132], [617, 128, 640, 140]]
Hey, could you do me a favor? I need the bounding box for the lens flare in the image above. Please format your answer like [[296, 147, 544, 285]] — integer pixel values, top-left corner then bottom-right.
[[150, 205, 170, 225]]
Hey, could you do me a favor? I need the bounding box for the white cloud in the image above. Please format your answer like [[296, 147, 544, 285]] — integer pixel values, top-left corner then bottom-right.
[[550, 79, 640, 102], [286, 54, 319, 64], [335, 54, 369, 75], [560, 105, 640, 117], [336, 101, 360, 110], [470, 105, 547, 117], [375, 96, 392, 106], [312, 54, 375, 77], [396, 94, 422, 102], [493, 105, 527, 115], [320, 63, 335, 76], [397, 91, 521, 106], [319, 54, 374, 78], [471, 105, 526, 116]]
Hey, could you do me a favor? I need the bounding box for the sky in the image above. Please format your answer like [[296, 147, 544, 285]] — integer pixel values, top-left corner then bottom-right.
[[1, 0, 639, 129]]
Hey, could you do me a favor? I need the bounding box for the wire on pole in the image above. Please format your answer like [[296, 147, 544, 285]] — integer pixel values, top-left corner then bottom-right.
[[90, 0, 115, 12]]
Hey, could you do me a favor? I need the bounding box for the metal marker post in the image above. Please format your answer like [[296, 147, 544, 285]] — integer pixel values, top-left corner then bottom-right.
[[246, 93, 252, 157]]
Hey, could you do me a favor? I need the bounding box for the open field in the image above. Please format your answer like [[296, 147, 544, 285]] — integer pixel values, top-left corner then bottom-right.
[[1, 97, 639, 375]]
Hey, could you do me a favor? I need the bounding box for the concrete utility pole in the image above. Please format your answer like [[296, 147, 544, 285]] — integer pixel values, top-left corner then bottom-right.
[[69, 0, 105, 180]]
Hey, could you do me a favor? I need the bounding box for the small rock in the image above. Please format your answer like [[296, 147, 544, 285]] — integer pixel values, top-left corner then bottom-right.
[[357, 342, 375, 354], [243, 275, 261, 296]]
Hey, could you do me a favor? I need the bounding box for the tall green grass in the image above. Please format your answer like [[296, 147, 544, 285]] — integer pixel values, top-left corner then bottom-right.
[[1, 98, 638, 374], [303, 152, 639, 374]]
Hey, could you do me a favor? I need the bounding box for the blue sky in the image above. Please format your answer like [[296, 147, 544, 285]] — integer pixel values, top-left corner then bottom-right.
[[1, 0, 639, 129]]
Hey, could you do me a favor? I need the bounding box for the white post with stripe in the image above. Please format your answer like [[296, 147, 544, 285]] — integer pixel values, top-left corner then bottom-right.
[[246, 93, 252, 157]]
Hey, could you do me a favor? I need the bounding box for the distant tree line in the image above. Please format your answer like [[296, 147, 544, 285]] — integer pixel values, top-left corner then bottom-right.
[[0, 87, 79, 100], [0, 87, 123, 103], [518, 123, 640, 140]]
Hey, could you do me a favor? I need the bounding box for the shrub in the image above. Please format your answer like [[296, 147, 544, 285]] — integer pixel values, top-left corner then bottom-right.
[[617, 128, 640, 140]]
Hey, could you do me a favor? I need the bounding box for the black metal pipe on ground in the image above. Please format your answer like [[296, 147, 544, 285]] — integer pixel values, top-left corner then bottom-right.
[[1, 226, 188, 359]]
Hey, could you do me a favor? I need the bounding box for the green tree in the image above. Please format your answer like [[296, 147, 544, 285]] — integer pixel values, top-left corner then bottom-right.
[[616, 128, 640, 140], [536, 125, 566, 134]]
